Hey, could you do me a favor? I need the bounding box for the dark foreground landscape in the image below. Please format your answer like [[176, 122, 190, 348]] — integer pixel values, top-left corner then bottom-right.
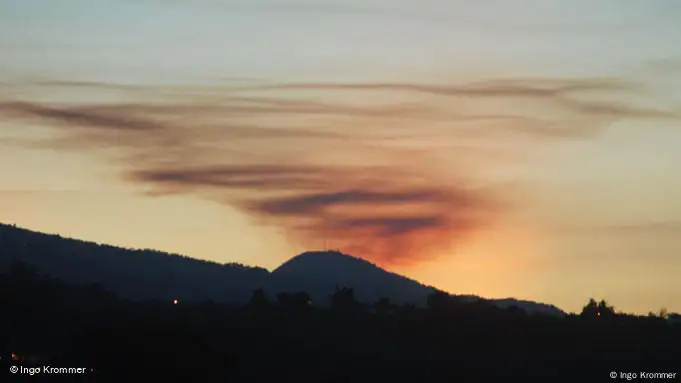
[[1, 223, 680, 382]]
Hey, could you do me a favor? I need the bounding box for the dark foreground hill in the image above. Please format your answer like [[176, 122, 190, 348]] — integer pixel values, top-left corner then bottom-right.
[[0, 223, 269, 302], [0, 222, 562, 314], [1, 260, 679, 382], [2, 223, 681, 381]]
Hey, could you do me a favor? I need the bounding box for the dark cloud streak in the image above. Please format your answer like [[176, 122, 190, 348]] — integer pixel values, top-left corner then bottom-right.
[[2, 76, 677, 265], [0, 101, 163, 131], [249, 189, 452, 216], [240, 78, 636, 99]]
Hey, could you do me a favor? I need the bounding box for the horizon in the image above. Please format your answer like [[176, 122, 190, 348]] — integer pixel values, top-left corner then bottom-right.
[[1, 220, 571, 314], [2, 0, 681, 315], [0, 221, 660, 315]]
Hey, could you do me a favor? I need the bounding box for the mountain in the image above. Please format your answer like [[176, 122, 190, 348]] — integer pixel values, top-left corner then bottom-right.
[[0, 222, 565, 315], [271, 251, 565, 315], [0, 223, 269, 302], [270, 250, 438, 306]]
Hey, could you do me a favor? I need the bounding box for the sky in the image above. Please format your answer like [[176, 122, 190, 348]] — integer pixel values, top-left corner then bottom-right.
[[1, 0, 681, 314]]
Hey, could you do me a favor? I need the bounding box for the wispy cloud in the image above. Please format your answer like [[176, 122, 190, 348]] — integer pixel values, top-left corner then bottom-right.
[[600, 221, 681, 235], [242, 77, 635, 97], [0, 101, 164, 131], [1, 76, 677, 265]]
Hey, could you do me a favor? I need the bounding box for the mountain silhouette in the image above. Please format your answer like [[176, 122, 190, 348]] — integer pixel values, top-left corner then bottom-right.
[[0, 223, 269, 302], [270, 250, 439, 306], [0, 222, 564, 315]]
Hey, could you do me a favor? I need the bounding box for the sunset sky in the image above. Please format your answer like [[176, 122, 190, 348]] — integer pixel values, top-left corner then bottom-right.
[[2, 0, 681, 314]]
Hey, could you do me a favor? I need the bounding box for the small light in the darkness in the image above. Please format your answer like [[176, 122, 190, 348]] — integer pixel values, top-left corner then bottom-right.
[[173, 299, 178, 305]]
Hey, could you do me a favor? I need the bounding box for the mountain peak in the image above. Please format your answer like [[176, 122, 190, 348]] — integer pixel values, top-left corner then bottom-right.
[[1, 222, 565, 315], [270, 250, 435, 306], [273, 250, 381, 275]]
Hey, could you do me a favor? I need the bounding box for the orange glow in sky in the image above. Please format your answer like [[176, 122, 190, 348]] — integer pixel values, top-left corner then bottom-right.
[[2, 0, 681, 315]]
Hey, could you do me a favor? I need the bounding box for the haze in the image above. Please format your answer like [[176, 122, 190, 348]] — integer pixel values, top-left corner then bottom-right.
[[2, 0, 681, 314]]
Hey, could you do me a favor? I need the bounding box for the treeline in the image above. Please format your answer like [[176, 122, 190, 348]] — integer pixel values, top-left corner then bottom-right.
[[1, 260, 679, 382]]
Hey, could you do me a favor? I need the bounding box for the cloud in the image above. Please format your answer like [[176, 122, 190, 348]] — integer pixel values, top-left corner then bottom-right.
[[130, 165, 336, 191], [128, 162, 496, 264], [2, 76, 678, 266], [601, 221, 681, 235], [0, 101, 162, 131], [555, 98, 679, 120], [242, 77, 633, 96], [249, 189, 452, 216], [129, 162, 498, 265]]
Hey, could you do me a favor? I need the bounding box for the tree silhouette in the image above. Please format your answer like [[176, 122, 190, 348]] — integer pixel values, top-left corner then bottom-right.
[[597, 299, 616, 318], [580, 298, 615, 319], [658, 308, 669, 319], [580, 298, 598, 317], [330, 286, 360, 312]]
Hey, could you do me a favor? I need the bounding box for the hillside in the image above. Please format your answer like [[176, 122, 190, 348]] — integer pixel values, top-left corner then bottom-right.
[[271, 250, 439, 306], [4, 254, 679, 382], [0, 222, 564, 314], [0, 223, 269, 302]]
